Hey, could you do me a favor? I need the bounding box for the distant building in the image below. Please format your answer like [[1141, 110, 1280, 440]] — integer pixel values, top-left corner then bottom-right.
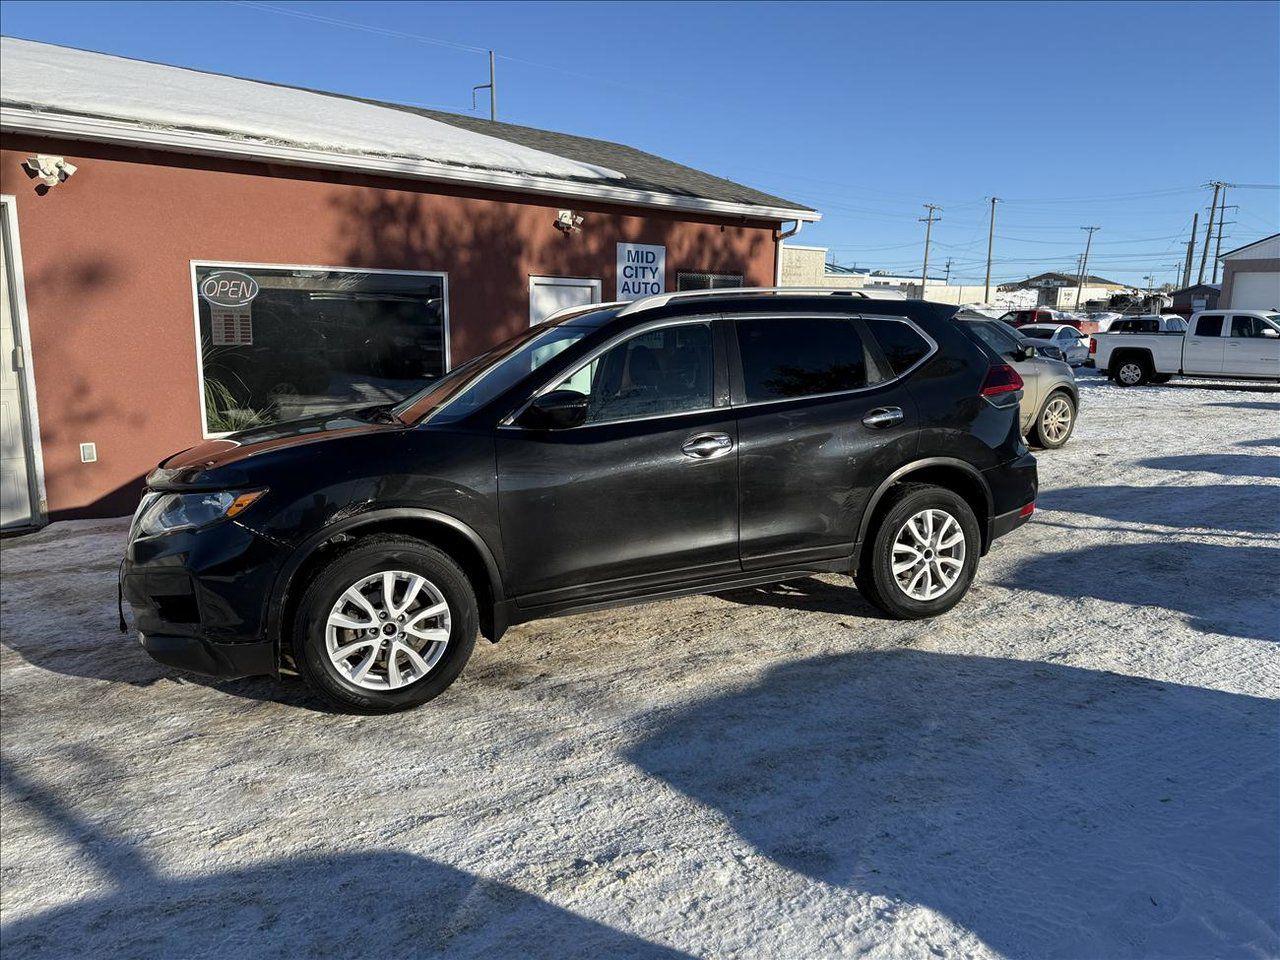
[[999, 272, 1133, 310], [1167, 283, 1221, 317], [1219, 234, 1280, 310], [778, 244, 944, 292]]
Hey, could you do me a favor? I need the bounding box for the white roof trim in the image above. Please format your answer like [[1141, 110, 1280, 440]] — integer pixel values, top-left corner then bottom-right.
[[1219, 233, 1280, 260], [0, 106, 820, 224]]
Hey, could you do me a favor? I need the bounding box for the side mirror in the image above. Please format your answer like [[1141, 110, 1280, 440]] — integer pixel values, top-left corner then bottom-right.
[[518, 389, 589, 429], [1262, 328, 1279, 339], [1013, 344, 1034, 360]]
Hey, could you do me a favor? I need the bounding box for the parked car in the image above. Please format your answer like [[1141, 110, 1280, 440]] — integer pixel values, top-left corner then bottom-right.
[[1104, 314, 1187, 334], [1016, 323, 1090, 366], [999, 307, 1080, 330], [1087, 311, 1124, 331], [1092, 309, 1280, 385], [955, 316, 1080, 449], [122, 290, 1038, 713]]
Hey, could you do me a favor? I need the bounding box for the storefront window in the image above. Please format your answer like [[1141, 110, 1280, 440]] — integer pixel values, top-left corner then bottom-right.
[[194, 264, 447, 432]]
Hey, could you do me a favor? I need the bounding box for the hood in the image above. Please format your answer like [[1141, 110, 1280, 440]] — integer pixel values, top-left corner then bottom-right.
[[149, 408, 403, 488]]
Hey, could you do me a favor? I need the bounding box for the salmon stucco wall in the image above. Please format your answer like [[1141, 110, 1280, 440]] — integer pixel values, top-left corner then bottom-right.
[[0, 137, 779, 519]]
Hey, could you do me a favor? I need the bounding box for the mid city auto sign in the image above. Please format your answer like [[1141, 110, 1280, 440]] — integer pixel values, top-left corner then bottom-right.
[[617, 242, 665, 300]]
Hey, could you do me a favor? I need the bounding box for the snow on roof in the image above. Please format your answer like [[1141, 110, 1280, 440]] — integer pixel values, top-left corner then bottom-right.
[[0, 37, 622, 183]]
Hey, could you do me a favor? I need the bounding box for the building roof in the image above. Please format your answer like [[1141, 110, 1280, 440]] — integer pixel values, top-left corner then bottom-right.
[[998, 271, 1127, 291], [1169, 283, 1220, 295], [1219, 233, 1280, 260], [0, 37, 817, 223]]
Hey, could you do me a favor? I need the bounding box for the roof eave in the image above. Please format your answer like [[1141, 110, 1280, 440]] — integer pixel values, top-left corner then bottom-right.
[[0, 107, 821, 224]]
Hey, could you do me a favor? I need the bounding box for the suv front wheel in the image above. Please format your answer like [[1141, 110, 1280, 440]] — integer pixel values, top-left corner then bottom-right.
[[856, 484, 981, 619], [294, 536, 478, 713]]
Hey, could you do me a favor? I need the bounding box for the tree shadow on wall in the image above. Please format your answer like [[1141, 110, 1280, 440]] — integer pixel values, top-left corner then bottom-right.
[[627, 649, 1280, 959], [328, 186, 771, 363]]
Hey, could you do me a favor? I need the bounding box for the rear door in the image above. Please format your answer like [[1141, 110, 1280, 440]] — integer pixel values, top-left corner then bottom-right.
[[1224, 314, 1280, 377], [1184, 313, 1226, 374], [731, 313, 922, 569]]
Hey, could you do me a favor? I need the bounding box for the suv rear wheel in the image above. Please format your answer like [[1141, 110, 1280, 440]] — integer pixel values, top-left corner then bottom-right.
[[856, 484, 981, 619], [294, 536, 478, 713]]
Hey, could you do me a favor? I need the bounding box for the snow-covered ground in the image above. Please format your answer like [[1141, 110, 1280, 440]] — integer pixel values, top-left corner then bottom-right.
[[2, 370, 1277, 959]]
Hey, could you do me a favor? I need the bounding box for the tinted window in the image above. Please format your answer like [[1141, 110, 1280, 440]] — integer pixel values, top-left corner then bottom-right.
[[737, 317, 869, 401], [964, 320, 1021, 358], [552, 322, 712, 424], [867, 318, 931, 375], [1195, 315, 1224, 337], [1229, 315, 1277, 338]]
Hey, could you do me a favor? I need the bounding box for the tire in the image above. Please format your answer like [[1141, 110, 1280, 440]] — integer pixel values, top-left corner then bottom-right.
[[1031, 391, 1076, 449], [293, 535, 478, 713], [1111, 356, 1150, 387], [856, 483, 981, 620]]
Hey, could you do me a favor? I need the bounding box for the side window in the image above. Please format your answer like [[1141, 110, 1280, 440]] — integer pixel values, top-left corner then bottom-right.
[[1195, 314, 1224, 337], [866, 318, 932, 376], [966, 321, 1021, 358], [737, 317, 870, 401], [1229, 315, 1264, 338], [550, 323, 712, 424], [1057, 328, 1075, 340]]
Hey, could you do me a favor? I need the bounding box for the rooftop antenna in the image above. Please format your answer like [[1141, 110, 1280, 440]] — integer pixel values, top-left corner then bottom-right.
[[472, 50, 497, 121]]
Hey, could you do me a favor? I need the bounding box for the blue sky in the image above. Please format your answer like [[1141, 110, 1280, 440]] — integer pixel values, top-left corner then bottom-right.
[[3, 0, 1277, 287]]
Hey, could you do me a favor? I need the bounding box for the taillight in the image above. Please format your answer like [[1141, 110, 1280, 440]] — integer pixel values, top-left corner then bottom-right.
[[1089, 337, 1097, 354], [981, 363, 1024, 397]]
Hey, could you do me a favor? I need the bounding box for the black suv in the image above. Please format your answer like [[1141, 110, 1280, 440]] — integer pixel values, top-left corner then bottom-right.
[[123, 291, 1037, 712]]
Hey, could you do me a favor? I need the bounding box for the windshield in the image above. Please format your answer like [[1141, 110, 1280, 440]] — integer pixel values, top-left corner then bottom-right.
[[392, 321, 594, 423]]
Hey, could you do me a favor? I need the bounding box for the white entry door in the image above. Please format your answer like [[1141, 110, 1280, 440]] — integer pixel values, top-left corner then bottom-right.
[[529, 276, 602, 326], [0, 199, 39, 529]]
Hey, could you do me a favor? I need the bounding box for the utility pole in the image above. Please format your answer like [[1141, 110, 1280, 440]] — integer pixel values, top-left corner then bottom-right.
[[1212, 196, 1238, 284], [1181, 211, 1199, 288], [1074, 226, 1100, 309], [943, 258, 953, 284], [1196, 181, 1223, 284], [983, 197, 1000, 304], [919, 204, 942, 298], [472, 50, 498, 120]]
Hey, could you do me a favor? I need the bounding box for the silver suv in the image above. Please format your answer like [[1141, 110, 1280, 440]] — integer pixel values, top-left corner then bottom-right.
[[957, 316, 1079, 449]]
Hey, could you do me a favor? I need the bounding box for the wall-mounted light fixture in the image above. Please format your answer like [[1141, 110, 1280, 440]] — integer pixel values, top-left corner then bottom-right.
[[554, 209, 583, 235], [23, 154, 77, 192]]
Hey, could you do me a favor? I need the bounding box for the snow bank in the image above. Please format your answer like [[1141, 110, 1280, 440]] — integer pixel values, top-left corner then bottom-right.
[[0, 38, 622, 182]]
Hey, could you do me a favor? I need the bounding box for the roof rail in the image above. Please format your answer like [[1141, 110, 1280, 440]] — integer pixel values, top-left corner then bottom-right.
[[539, 300, 629, 324], [615, 286, 871, 316]]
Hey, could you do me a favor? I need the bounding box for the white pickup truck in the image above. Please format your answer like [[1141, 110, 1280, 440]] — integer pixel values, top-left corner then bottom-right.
[[1092, 309, 1280, 385]]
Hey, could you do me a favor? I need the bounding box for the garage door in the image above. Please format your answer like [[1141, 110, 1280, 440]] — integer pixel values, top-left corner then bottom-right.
[[529, 276, 601, 326], [1230, 271, 1280, 310]]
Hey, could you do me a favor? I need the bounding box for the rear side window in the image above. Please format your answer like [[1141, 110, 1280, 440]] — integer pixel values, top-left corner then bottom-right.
[[1195, 315, 1224, 337], [737, 317, 869, 401], [866, 318, 931, 375], [964, 320, 1021, 358]]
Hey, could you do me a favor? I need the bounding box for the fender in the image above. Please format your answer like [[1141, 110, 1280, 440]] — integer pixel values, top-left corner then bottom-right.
[[856, 457, 994, 546], [263, 507, 506, 663]]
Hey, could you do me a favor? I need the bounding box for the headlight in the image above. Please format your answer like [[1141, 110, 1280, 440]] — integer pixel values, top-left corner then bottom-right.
[[136, 489, 265, 537]]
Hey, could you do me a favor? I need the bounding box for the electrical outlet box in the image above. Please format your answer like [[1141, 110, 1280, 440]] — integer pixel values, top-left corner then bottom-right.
[[79, 442, 97, 464]]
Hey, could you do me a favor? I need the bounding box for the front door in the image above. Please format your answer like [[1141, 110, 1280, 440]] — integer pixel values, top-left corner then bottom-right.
[[529, 276, 602, 326], [497, 319, 738, 607], [0, 201, 38, 531], [1184, 313, 1226, 374], [732, 314, 920, 569]]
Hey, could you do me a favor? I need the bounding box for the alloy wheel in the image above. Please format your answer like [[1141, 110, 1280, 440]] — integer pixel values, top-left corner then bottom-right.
[[1041, 396, 1073, 443], [325, 570, 451, 690], [891, 508, 966, 601], [1117, 362, 1143, 385]]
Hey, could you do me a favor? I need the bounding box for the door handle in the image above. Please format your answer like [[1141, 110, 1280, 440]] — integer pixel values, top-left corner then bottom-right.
[[862, 406, 904, 429], [681, 433, 733, 460]]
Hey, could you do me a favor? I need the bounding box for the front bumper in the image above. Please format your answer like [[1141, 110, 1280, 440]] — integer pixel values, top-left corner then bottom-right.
[[122, 516, 288, 678]]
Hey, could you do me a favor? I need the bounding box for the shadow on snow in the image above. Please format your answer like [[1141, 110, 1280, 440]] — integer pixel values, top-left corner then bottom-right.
[[1038, 483, 1280, 535], [0, 764, 689, 960], [1137, 453, 1280, 480], [627, 649, 1279, 959]]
